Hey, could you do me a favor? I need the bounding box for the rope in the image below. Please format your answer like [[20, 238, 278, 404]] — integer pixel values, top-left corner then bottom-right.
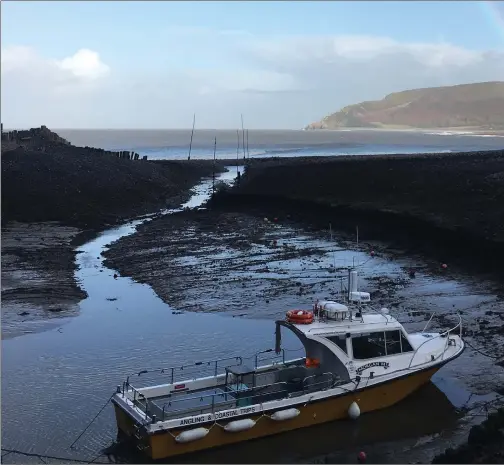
[[69, 392, 116, 450], [462, 396, 504, 418], [465, 340, 502, 361], [0, 448, 110, 464]]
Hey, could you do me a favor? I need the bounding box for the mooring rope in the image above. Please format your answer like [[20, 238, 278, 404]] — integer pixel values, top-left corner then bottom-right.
[[0, 447, 110, 464], [69, 391, 116, 450], [465, 339, 502, 361]]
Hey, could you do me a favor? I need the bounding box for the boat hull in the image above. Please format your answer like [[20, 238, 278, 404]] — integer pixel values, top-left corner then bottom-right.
[[114, 365, 440, 460]]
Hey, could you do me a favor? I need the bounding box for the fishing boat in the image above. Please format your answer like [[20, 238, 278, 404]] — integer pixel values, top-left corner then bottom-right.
[[111, 269, 464, 459]]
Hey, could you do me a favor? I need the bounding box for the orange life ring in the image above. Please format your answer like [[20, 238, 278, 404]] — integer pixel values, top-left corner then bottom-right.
[[286, 310, 314, 324], [305, 357, 320, 368]]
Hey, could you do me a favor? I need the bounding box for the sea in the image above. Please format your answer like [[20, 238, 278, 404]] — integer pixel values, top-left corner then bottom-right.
[[56, 128, 504, 160]]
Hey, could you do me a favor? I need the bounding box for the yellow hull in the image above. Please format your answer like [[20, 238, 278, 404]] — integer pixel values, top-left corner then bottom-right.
[[114, 365, 440, 460]]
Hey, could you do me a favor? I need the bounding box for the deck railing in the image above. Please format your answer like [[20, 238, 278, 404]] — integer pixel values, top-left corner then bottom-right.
[[123, 348, 299, 394], [123, 355, 244, 391], [407, 313, 463, 369], [156, 371, 337, 421], [254, 348, 286, 368]]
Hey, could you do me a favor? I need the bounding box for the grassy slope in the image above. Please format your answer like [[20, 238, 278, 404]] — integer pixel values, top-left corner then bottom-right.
[[307, 81, 504, 129]]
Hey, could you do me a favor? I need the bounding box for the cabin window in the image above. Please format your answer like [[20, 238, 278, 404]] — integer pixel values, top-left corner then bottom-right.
[[400, 331, 414, 353], [325, 335, 348, 355], [351, 332, 386, 359], [384, 330, 402, 356], [352, 330, 414, 359]]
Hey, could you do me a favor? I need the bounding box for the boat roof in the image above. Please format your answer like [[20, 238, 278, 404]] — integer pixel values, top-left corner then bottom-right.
[[291, 313, 404, 336]]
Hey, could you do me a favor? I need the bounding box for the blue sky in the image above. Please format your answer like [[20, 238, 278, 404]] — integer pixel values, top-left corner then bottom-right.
[[2, 1, 504, 129]]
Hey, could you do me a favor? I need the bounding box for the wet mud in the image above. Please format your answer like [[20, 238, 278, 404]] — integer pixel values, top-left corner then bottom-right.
[[1, 222, 87, 339], [432, 407, 504, 464], [216, 151, 504, 265]]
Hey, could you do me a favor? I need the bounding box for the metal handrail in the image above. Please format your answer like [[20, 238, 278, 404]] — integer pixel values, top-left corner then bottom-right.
[[302, 372, 336, 388], [422, 312, 436, 332], [124, 355, 244, 387], [407, 313, 462, 369], [160, 375, 343, 421], [155, 370, 341, 421], [254, 349, 286, 368], [124, 350, 303, 398], [307, 308, 454, 335], [159, 382, 291, 420]]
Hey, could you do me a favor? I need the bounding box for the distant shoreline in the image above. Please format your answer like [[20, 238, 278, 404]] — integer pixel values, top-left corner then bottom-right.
[[3, 127, 504, 136], [303, 126, 504, 136]]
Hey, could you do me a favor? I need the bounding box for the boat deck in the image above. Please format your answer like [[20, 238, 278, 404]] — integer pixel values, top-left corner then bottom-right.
[[146, 386, 233, 420], [138, 371, 333, 421]]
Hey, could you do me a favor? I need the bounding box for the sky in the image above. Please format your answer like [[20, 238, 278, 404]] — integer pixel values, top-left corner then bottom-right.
[[1, 1, 504, 129]]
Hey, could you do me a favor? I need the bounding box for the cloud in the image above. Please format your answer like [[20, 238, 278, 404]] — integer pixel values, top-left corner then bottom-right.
[[245, 35, 486, 68], [1, 33, 503, 129], [58, 49, 110, 80], [1, 46, 112, 128], [232, 34, 504, 127], [2, 46, 110, 86]]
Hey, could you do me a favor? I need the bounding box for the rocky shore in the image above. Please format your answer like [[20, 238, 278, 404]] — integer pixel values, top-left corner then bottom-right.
[[2, 148, 224, 229]]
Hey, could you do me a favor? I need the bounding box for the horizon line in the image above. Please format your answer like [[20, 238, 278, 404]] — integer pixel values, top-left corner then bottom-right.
[[2, 126, 307, 132]]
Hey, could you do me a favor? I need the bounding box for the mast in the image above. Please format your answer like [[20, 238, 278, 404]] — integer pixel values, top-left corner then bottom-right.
[[212, 136, 217, 194], [188, 113, 196, 161], [241, 114, 246, 160], [246, 129, 249, 159], [236, 129, 240, 176]]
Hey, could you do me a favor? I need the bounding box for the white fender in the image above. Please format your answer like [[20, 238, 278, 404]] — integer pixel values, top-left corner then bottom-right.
[[224, 418, 256, 433], [175, 427, 209, 443], [348, 401, 360, 420], [270, 408, 300, 421]]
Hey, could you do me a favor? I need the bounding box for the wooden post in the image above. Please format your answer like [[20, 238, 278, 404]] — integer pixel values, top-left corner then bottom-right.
[[212, 137, 217, 195], [188, 113, 196, 161], [246, 129, 250, 159], [236, 129, 240, 176], [241, 114, 246, 160]]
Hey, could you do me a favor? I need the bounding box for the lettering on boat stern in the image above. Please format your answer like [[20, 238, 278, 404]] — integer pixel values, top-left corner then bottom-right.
[[355, 361, 390, 375], [179, 415, 212, 426], [178, 407, 257, 426]]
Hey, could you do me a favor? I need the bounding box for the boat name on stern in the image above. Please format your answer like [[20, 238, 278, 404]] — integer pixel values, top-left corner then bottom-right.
[[179, 407, 257, 426], [355, 361, 389, 374]]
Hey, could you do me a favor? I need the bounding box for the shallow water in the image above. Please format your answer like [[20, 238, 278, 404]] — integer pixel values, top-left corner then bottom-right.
[[57, 129, 504, 160], [1, 167, 501, 464]]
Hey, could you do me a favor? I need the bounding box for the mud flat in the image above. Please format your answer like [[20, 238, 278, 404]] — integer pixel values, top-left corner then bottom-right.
[[1, 222, 87, 339], [1, 147, 225, 338], [431, 407, 504, 464], [213, 150, 504, 272]]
